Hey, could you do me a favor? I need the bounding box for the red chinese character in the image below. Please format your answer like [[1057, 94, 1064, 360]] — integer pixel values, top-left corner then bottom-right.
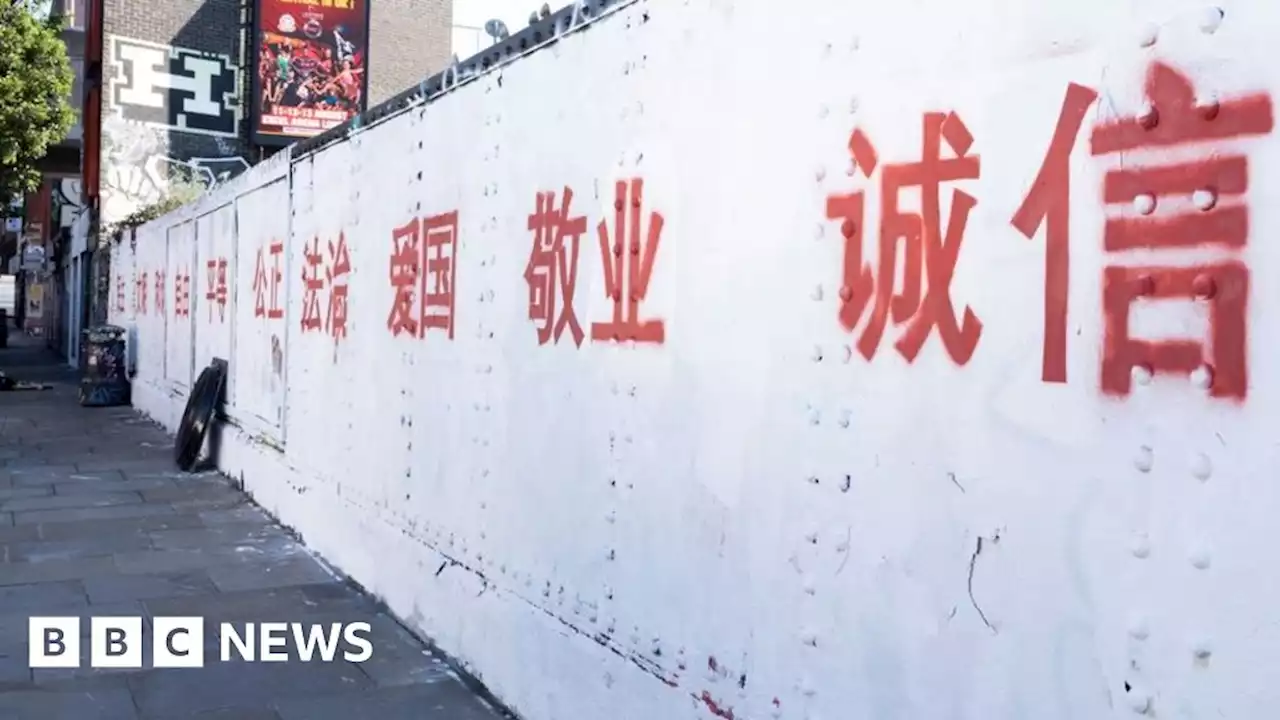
[[253, 241, 285, 319], [387, 219, 421, 337], [301, 237, 325, 332], [205, 258, 228, 323], [591, 179, 666, 344], [252, 249, 268, 318], [1090, 61, 1271, 401], [266, 242, 284, 319], [1010, 83, 1099, 383], [326, 232, 351, 350], [136, 271, 148, 315], [525, 187, 586, 346], [422, 212, 458, 338], [174, 271, 191, 318], [825, 112, 982, 365], [155, 271, 166, 316], [387, 212, 458, 339], [1102, 264, 1248, 398]]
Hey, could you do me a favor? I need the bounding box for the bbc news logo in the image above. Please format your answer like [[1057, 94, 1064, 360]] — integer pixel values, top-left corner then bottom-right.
[[29, 617, 373, 668]]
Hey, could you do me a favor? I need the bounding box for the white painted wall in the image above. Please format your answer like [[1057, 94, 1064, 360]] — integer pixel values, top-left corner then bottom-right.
[[110, 1, 1280, 718]]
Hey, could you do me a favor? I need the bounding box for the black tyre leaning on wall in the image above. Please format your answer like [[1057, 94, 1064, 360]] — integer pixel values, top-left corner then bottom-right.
[[175, 358, 228, 472]]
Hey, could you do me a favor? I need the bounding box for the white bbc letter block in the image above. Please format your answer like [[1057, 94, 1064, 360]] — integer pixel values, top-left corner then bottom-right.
[[28, 617, 81, 668], [259, 622, 289, 662], [153, 616, 205, 668], [91, 616, 143, 668]]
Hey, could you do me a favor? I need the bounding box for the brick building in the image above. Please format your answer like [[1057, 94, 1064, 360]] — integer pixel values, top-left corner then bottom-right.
[[368, 0, 454, 106], [89, 0, 453, 227]]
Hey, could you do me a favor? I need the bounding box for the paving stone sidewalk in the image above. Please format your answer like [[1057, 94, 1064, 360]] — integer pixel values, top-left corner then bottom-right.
[[0, 335, 509, 719]]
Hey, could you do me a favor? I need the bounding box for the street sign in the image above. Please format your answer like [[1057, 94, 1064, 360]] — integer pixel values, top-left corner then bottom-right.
[[21, 244, 45, 271]]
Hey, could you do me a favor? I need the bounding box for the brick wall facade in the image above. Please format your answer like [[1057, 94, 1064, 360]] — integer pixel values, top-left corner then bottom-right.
[[367, 0, 453, 105], [97, 0, 248, 226], [95, 0, 451, 226]]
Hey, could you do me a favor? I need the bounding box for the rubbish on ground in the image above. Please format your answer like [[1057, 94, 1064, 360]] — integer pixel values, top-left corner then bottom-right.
[[0, 371, 52, 391]]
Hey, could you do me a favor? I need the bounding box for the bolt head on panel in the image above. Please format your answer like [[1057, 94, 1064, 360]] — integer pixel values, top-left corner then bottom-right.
[[1128, 615, 1150, 640], [1137, 24, 1159, 48], [1190, 365, 1214, 391], [1132, 364, 1153, 386], [1190, 452, 1212, 481], [1189, 546, 1211, 569], [1134, 446, 1154, 473], [1199, 7, 1225, 33], [1130, 534, 1151, 559]]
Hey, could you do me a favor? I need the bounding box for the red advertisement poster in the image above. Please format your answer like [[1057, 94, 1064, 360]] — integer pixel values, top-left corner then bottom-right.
[[253, 0, 369, 141]]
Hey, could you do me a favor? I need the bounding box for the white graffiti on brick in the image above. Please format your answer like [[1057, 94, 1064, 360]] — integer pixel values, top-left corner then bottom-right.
[[53, 178, 85, 229], [100, 111, 248, 225], [107, 35, 241, 138]]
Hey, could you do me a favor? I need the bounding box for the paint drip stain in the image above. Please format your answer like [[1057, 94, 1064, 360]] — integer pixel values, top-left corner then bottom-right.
[[698, 691, 735, 719]]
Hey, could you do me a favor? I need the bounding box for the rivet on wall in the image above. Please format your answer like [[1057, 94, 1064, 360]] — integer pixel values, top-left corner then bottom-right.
[[1190, 365, 1215, 391], [1131, 364, 1153, 387], [1130, 533, 1151, 559], [1128, 615, 1150, 641], [1134, 445, 1154, 473], [1189, 545, 1211, 570], [1127, 688, 1152, 715], [1199, 7, 1225, 34], [1192, 188, 1218, 212], [1190, 452, 1212, 481], [1137, 23, 1159, 48]]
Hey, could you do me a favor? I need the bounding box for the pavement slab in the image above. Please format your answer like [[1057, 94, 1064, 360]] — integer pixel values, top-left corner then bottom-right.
[[0, 334, 511, 719]]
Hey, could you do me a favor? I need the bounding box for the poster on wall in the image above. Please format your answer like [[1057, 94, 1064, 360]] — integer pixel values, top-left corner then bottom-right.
[[251, 0, 371, 145]]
